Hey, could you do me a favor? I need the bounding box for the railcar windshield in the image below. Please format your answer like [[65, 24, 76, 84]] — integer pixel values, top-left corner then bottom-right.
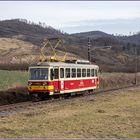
[[29, 68, 48, 80]]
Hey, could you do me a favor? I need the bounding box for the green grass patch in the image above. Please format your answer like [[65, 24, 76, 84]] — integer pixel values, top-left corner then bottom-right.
[[0, 70, 28, 90], [0, 88, 140, 138]]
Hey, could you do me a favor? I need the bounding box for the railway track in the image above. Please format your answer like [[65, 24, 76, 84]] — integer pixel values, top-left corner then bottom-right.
[[0, 84, 140, 117]]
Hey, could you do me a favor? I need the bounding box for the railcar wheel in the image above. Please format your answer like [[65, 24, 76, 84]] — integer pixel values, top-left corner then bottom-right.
[[38, 93, 49, 100], [29, 93, 40, 102], [88, 89, 94, 95]]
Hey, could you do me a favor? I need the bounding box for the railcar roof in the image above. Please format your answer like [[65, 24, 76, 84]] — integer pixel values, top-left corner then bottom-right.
[[29, 62, 99, 69]]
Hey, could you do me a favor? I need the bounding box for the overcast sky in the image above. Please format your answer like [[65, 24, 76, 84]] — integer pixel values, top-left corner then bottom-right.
[[0, 1, 140, 35]]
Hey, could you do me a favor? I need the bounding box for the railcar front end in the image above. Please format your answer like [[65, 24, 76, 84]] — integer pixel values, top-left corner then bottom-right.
[[28, 67, 54, 98]]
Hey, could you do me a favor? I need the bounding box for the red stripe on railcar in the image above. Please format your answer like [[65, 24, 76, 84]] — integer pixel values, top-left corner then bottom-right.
[[53, 78, 97, 92]]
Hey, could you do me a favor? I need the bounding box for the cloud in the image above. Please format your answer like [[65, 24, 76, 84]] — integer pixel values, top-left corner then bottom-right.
[[0, 1, 140, 35]]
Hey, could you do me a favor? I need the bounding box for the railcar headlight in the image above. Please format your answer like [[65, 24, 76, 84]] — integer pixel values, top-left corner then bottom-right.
[[43, 82, 47, 86], [28, 82, 32, 86]]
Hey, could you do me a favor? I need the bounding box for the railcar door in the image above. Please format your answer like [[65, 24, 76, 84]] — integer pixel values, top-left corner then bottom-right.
[[59, 68, 65, 93], [53, 67, 60, 93]]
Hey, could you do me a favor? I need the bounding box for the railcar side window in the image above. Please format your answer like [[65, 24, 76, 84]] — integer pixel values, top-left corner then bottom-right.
[[82, 69, 86, 77], [91, 69, 94, 77], [72, 68, 76, 78], [54, 68, 59, 79], [95, 69, 98, 76], [50, 69, 54, 80], [87, 69, 90, 77], [77, 68, 81, 77], [60, 68, 64, 78], [66, 68, 70, 78]]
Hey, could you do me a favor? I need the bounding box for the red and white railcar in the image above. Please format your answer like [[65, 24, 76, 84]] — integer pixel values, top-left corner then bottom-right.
[[28, 60, 99, 98]]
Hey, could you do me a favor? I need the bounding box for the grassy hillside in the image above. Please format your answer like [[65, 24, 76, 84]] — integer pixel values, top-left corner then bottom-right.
[[0, 87, 140, 138], [0, 37, 39, 64], [1, 36, 139, 72], [0, 37, 79, 66]]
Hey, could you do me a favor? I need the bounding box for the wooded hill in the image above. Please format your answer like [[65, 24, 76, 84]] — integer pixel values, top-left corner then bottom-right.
[[0, 19, 140, 72]]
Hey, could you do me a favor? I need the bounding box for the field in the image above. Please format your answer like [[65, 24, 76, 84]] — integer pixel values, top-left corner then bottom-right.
[[0, 70, 28, 105], [0, 70, 28, 90], [0, 87, 140, 138]]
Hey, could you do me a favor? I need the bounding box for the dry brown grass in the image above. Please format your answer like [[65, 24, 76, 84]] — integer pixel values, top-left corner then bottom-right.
[[0, 37, 42, 64], [99, 72, 140, 89], [0, 37, 34, 49], [0, 87, 140, 138], [0, 37, 80, 65]]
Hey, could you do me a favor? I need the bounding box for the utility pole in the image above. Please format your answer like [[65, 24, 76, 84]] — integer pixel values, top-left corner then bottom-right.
[[134, 46, 138, 85], [88, 38, 91, 62]]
